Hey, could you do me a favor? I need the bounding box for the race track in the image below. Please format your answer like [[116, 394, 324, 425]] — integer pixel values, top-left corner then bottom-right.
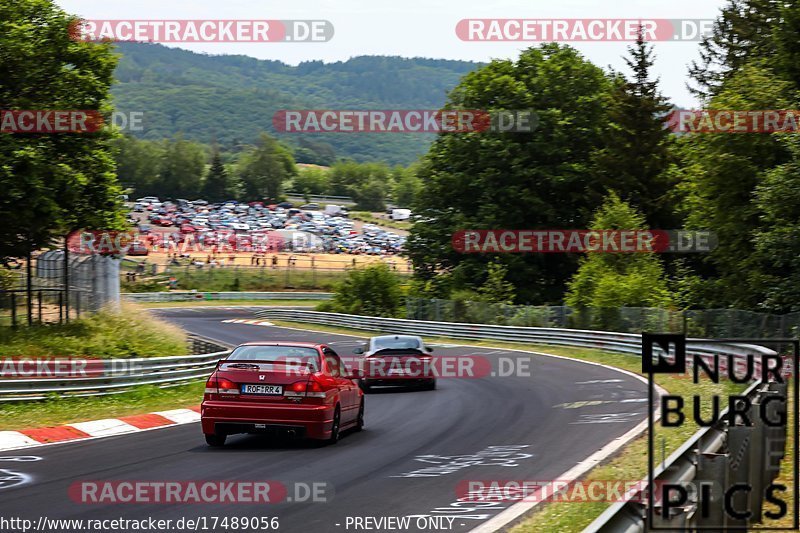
[[0, 308, 649, 533]]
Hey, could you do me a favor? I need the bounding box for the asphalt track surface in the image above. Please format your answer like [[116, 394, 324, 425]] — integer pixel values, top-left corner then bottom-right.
[[0, 308, 650, 533]]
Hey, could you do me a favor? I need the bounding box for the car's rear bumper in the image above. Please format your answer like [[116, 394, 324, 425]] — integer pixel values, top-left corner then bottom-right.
[[201, 401, 334, 440]]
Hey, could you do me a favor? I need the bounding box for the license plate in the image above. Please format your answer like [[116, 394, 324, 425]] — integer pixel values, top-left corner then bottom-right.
[[241, 384, 283, 395]]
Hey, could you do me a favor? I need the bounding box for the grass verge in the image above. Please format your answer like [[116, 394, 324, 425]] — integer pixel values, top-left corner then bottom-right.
[[0, 302, 187, 358], [0, 382, 203, 430]]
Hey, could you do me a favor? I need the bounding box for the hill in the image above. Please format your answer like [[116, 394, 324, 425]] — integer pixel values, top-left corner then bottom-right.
[[111, 43, 480, 164]]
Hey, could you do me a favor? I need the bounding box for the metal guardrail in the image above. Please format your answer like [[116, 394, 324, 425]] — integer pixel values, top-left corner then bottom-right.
[[123, 291, 333, 303], [254, 309, 788, 530], [0, 334, 230, 401], [253, 309, 775, 363]]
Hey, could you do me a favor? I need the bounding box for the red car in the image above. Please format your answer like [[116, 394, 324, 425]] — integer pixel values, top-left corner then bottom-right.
[[201, 342, 364, 447]]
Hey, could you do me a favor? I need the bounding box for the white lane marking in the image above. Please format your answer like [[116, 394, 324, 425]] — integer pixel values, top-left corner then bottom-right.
[[570, 412, 644, 424], [69, 419, 139, 437], [0, 469, 32, 490], [221, 319, 274, 326], [0, 432, 40, 452], [575, 379, 625, 384], [154, 409, 201, 424]]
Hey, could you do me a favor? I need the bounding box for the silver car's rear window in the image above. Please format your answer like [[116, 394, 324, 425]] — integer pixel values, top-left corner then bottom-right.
[[372, 337, 421, 350]]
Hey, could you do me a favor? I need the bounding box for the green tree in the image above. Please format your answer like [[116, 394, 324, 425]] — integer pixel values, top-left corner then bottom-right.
[[158, 135, 206, 199], [201, 146, 232, 202], [391, 165, 422, 208], [476, 259, 516, 304], [688, 0, 781, 99], [753, 137, 800, 312], [0, 0, 125, 259], [592, 32, 676, 227], [292, 167, 330, 196], [239, 133, 297, 201], [328, 161, 389, 198], [327, 264, 403, 317], [565, 193, 672, 309], [113, 136, 164, 196], [674, 63, 794, 308], [407, 44, 615, 304], [352, 179, 387, 211]]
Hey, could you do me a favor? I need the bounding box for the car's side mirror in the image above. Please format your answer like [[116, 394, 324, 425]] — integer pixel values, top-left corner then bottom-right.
[[353, 347, 365, 354], [346, 369, 364, 379], [426, 346, 434, 353]]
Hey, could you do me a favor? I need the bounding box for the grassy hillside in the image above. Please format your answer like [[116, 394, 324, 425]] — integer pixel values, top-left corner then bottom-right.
[[111, 43, 480, 164]]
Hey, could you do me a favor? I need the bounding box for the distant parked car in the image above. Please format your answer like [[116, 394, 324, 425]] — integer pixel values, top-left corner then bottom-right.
[[390, 209, 411, 221], [127, 243, 149, 256], [300, 203, 320, 210], [277, 201, 294, 208]]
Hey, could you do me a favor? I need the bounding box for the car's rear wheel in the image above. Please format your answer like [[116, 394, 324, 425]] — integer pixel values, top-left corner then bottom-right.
[[205, 433, 226, 447], [327, 406, 341, 444], [421, 379, 436, 391], [355, 400, 365, 431]]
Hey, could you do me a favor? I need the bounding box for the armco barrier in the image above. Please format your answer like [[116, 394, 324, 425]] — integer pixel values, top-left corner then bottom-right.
[[0, 334, 230, 401], [123, 291, 332, 303], [253, 309, 775, 365], [254, 309, 787, 530]]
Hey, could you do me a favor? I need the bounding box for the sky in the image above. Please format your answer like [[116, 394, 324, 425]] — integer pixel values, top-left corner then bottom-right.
[[57, 0, 727, 108]]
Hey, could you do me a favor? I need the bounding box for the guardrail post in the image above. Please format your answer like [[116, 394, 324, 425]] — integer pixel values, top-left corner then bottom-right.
[[748, 395, 767, 522], [762, 382, 788, 499], [727, 414, 755, 528], [695, 441, 729, 529]]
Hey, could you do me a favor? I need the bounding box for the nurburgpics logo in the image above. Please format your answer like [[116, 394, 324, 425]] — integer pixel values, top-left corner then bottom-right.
[[644, 334, 798, 530]]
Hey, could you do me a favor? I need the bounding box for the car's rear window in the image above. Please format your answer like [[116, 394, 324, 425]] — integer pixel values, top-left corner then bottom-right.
[[228, 346, 320, 369], [372, 337, 421, 350]]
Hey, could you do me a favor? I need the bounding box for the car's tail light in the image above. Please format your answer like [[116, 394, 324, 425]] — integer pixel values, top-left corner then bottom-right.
[[204, 375, 239, 396], [305, 378, 327, 398], [284, 380, 308, 398], [283, 376, 327, 399]]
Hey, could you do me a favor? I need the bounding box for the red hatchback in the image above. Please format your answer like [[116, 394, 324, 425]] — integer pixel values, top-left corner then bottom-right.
[[201, 342, 364, 447]]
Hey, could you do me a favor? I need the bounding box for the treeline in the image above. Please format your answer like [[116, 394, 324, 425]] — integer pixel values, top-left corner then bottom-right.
[[407, 0, 800, 314], [112, 42, 478, 164], [116, 135, 422, 210]]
